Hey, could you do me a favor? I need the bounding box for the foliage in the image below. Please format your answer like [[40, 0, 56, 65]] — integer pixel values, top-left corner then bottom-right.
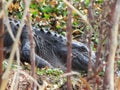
[[37, 68, 63, 76], [8, 0, 103, 39], [3, 60, 20, 70]]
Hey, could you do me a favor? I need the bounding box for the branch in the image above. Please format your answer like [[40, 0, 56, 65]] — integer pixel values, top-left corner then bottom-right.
[[87, 0, 94, 78], [0, 1, 4, 86], [26, 11, 36, 90], [103, 0, 120, 89], [0, 0, 13, 17], [66, 0, 72, 90]]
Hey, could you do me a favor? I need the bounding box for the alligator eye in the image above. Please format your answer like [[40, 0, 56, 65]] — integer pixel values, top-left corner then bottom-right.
[[16, 23, 19, 27]]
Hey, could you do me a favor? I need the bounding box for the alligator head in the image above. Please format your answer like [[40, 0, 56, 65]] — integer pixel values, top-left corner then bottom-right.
[[33, 28, 95, 71]]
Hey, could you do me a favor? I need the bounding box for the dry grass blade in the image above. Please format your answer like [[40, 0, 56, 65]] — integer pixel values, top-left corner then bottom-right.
[[60, 71, 80, 78], [19, 70, 45, 90]]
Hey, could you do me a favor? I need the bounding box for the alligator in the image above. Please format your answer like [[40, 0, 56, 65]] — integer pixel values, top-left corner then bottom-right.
[[3, 18, 95, 72]]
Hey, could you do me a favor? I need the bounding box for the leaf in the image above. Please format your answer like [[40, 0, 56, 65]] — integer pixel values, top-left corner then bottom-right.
[[57, 2, 65, 10], [30, 8, 38, 16], [85, 0, 90, 6], [50, 1, 58, 8], [44, 13, 50, 19], [41, 5, 52, 13]]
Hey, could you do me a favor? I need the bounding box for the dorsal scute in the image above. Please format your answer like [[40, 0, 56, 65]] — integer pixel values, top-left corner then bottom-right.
[[46, 31, 51, 35], [54, 33, 57, 37], [6, 18, 66, 42], [39, 28, 45, 33]]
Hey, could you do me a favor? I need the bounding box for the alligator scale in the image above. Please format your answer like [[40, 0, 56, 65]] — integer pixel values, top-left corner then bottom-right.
[[3, 18, 94, 72]]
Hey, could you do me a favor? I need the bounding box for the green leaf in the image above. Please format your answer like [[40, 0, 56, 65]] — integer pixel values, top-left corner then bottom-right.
[[57, 2, 65, 10], [85, 0, 90, 6], [41, 5, 53, 13], [44, 13, 50, 19]]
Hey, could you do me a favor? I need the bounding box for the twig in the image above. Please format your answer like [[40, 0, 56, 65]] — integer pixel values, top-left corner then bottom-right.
[[66, 0, 72, 90], [26, 11, 36, 90], [60, 71, 80, 78], [18, 70, 44, 90], [0, 1, 4, 85], [103, 0, 120, 89], [0, 0, 13, 17], [87, 0, 94, 79]]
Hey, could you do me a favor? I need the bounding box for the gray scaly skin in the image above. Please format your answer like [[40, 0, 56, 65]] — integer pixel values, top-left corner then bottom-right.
[[4, 18, 95, 72]]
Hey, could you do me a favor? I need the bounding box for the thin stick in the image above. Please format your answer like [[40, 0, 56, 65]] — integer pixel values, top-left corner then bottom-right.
[[66, 0, 72, 90], [26, 11, 36, 90], [0, 1, 4, 85], [0, 0, 13, 17], [103, 0, 120, 89], [87, 0, 94, 79]]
